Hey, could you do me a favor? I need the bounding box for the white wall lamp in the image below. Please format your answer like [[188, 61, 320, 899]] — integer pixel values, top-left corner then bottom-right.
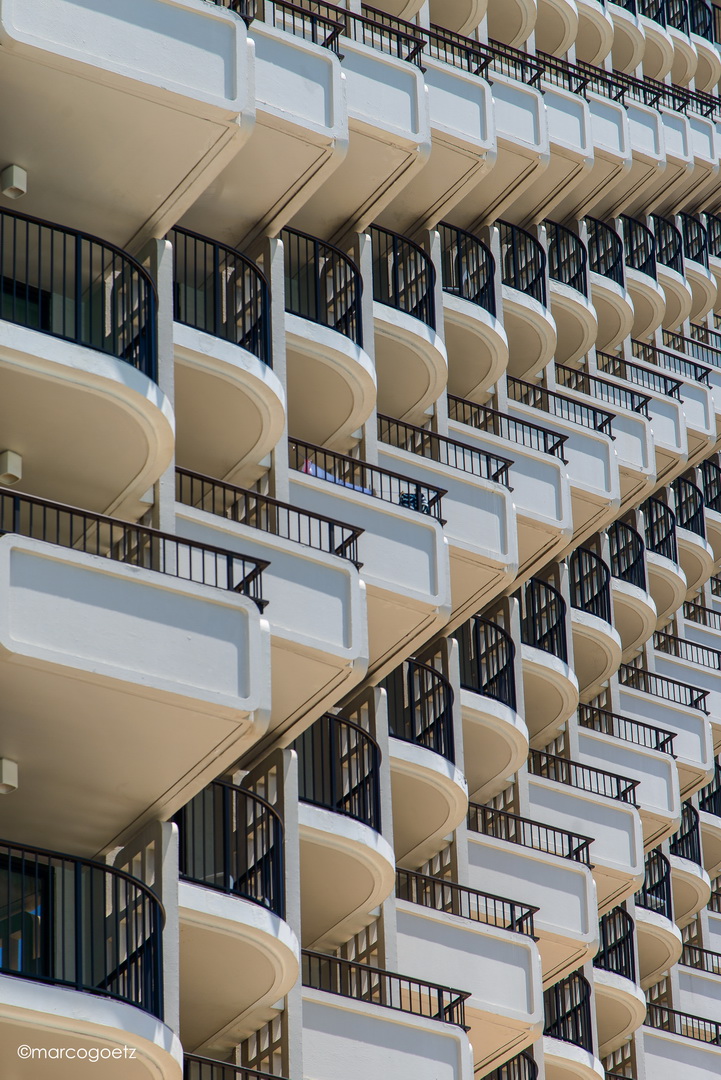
[[0, 164, 27, 200]]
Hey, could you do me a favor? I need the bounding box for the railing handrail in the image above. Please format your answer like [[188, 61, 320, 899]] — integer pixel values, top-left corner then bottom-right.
[[636, 848, 673, 919], [439, 221, 496, 316], [702, 458, 721, 513], [508, 375, 615, 436], [619, 662, 709, 713], [483, 1051, 538, 1080], [498, 219, 547, 305], [642, 495, 678, 563], [529, 748, 639, 804], [680, 212, 709, 268], [682, 943, 721, 975], [555, 362, 650, 416], [654, 629, 721, 670], [669, 801, 703, 865], [595, 906, 637, 983], [453, 615, 517, 711], [663, 328, 721, 369], [543, 970, 593, 1051], [699, 761, 721, 816], [382, 658, 455, 763], [467, 802, 594, 863], [632, 338, 712, 384], [370, 223, 436, 329], [585, 216, 624, 285], [377, 414, 514, 488], [578, 703, 676, 754], [685, 599, 721, 632], [652, 213, 684, 275], [282, 225, 363, 345], [545, 219, 588, 296], [620, 214, 657, 279], [596, 350, 683, 399], [520, 576, 568, 662], [672, 475, 706, 537], [448, 393, 568, 459], [569, 546, 612, 624], [646, 1002, 721, 1044], [294, 713, 382, 832], [184, 1054, 290, 1080], [396, 867, 538, 936], [608, 519, 647, 592]]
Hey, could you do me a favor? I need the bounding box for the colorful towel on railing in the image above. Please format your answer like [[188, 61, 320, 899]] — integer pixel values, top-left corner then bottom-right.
[[302, 458, 373, 496], [399, 491, 430, 514]]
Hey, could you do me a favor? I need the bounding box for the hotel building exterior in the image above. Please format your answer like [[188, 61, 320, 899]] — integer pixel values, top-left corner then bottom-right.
[[6, 0, 721, 1078]]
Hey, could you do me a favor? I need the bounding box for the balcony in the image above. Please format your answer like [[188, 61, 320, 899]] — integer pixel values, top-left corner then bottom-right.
[[499, 222, 557, 381], [609, 0, 646, 73], [174, 781, 299, 1056], [681, 213, 717, 321], [576, 0, 615, 64], [678, 943, 721, 1023], [383, 659, 467, 867], [698, 764, 721, 879], [670, 475, 716, 593], [692, 0, 721, 90], [546, 221, 597, 365], [631, 340, 715, 466], [288, 439, 450, 682], [440, 224, 508, 402], [585, 217, 634, 350], [395, 869, 543, 1074], [467, 804, 598, 985], [0, 207, 172, 520], [653, 630, 721, 757], [669, 802, 712, 926], [620, 215, 665, 339], [608, 520, 657, 656], [641, 496, 687, 623], [635, 849, 683, 988], [666, 0, 699, 84], [569, 546, 623, 695], [653, 215, 694, 330], [543, 971, 604, 1080], [453, 616, 528, 801], [701, 458, 721, 561], [0, 839, 179, 1079], [593, 908, 646, 1055], [294, 714, 395, 950], [644, 1003, 721, 1079], [301, 950, 472, 1080], [519, 578, 579, 747], [482, 1051, 538, 1080], [637, 1, 674, 78], [0, 487, 271, 856]]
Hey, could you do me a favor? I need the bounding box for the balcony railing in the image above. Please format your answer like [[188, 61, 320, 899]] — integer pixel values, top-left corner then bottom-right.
[[702, 458, 721, 512], [619, 663, 709, 712], [654, 629, 721, 670], [176, 467, 363, 566], [595, 907, 637, 982], [585, 217, 624, 286], [608, 519, 647, 591], [174, 780, 284, 917], [301, 950, 470, 1028], [270, 1, 426, 62], [439, 222, 496, 316], [685, 598, 721, 632], [666, 0, 690, 32], [508, 375, 614, 435], [529, 749, 639, 804], [669, 802, 703, 865], [282, 226, 363, 345], [484, 1051, 538, 1080], [546, 220, 588, 296], [294, 714, 381, 832], [569, 547, 612, 623], [396, 868, 537, 936], [377, 415, 513, 488], [652, 214, 684, 275], [381, 659, 455, 762], [0, 206, 157, 380], [371, 225, 435, 329], [662, 328, 721, 370], [690, 0, 715, 37], [185, 1056, 289, 1080], [0, 839, 163, 1018], [672, 476, 706, 537], [642, 495, 678, 563], [711, 886, 721, 913], [170, 226, 271, 365], [707, 211, 721, 258], [453, 615, 517, 710], [289, 436, 446, 521], [448, 394, 567, 459], [249, 0, 344, 50], [596, 351, 682, 400], [699, 762, 721, 816], [467, 803, 593, 863], [0, 487, 268, 609], [555, 363, 650, 416], [646, 1003, 721, 1045], [690, 320, 721, 351], [543, 970, 593, 1051], [682, 943, 721, 976], [636, 849, 673, 919], [621, 216, 657, 279], [578, 703, 676, 754], [498, 221, 547, 305], [520, 577, 568, 662], [680, 213, 709, 269], [632, 338, 712, 384]]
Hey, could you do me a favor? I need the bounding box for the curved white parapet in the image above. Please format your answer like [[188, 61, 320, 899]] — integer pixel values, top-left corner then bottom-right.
[[373, 303, 448, 424], [543, 1036, 605, 1080], [570, 608, 623, 697], [443, 294, 509, 403], [640, 15, 675, 79], [611, 577, 657, 659], [593, 967, 647, 1057], [390, 738, 469, 868], [658, 262, 694, 330], [636, 905, 683, 989], [549, 280, 598, 365], [575, 0, 615, 63], [626, 267, 666, 339], [503, 287, 557, 381], [668, 855, 712, 928], [589, 271, 635, 350], [609, 2, 646, 72], [522, 645, 580, 749], [461, 689, 530, 803]]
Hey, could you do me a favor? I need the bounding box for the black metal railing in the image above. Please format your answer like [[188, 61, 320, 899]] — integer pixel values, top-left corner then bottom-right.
[[707, 211, 721, 258], [685, 599, 721, 632], [646, 1002, 721, 1045], [508, 375, 614, 436], [654, 629, 721, 670], [289, 436, 446, 521], [578, 703, 675, 754], [681, 213, 709, 269], [0, 487, 268, 609], [0, 206, 157, 379], [259, 0, 344, 50], [529, 749, 639, 804], [608, 519, 647, 591], [176, 467, 363, 566], [396, 868, 537, 936], [691, 0, 715, 37], [595, 907, 637, 983], [0, 839, 163, 1018], [448, 394, 567, 459], [652, 214, 684, 275], [439, 222, 496, 316], [702, 458, 721, 512], [555, 363, 650, 416], [682, 943, 721, 976], [546, 220, 588, 296], [278, 1, 426, 63], [170, 226, 271, 365], [371, 224, 435, 329], [596, 351, 683, 399], [632, 338, 712, 384], [483, 1051, 538, 1080], [569, 547, 612, 623], [467, 803, 593, 863], [711, 886, 721, 913], [662, 328, 721, 370], [690, 320, 721, 350], [453, 616, 517, 711], [174, 780, 284, 917], [377, 415, 513, 488], [520, 577, 568, 662], [498, 221, 547, 305], [543, 971, 593, 1051], [619, 663, 709, 712], [585, 217, 624, 286], [301, 950, 470, 1028], [282, 227, 363, 345], [636, 849, 673, 919], [666, 0, 690, 32], [699, 762, 721, 816], [294, 714, 381, 832], [642, 496, 678, 563], [621, 215, 657, 279], [673, 476, 706, 537], [381, 659, 455, 762], [185, 1056, 289, 1080], [669, 802, 703, 865]]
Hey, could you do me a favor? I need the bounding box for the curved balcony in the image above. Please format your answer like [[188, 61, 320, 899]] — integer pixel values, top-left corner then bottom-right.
[[669, 802, 712, 927], [440, 223, 508, 401], [635, 849, 682, 989], [585, 217, 634, 350], [0, 839, 179, 1078], [536, 0, 579, 56], [652, 214, 693, 330], [484, 1051, 538, 1080], [546, 220, 597, 364], [428, 0, 487, 33], [486, 0, 537, 46], [620, 215, 665, 339], [383, 659, 467, 867], [543, 971, 604, 1080], [576, 0, 615, 63], [609, 520, 656, 656], [282, 227, 375, 451], [520, 578, 579, 747], [294, 713, 395, 950], [454, 616, 528, 801], [698, 763, 721, 879], [499, 221, 557, 380], [665, 0, 698, 84], [680, 213, 717, 321], [642, 496, 687, 623], [569, 546, 622, 695], [593, 907, 646, 1056], [638, 0, 675, 78], [691, 0, 721, 88], [672, 475, 715, 594], [0, 207, 172, 518], [174, 781, 298, 1056], [609, 0, 646, 72]]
